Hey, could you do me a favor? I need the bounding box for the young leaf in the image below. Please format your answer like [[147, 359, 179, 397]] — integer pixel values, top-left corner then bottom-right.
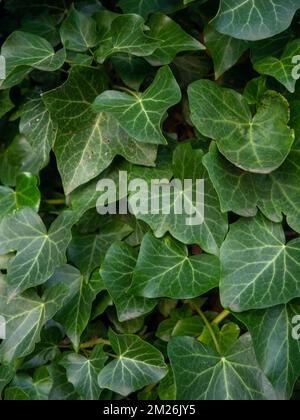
[[168, 334, 276, 400], [98, 330, 167, 396], [92, 66, 181, 144], [5, 368, 52, 400], [212, 0, 300, 41], [100, 241, 157, 321], [131, 233, 220, 299], [220, 214, 300, 312], [188, 80, 294, 173], [60, 345, 107, 400]]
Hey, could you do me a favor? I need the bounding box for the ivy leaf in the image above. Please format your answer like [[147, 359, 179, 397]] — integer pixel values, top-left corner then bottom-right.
[[0, 283, 69, 364], [68, 221, 133, 277], [111, 54, 152, 91], [60, 345, 107, 400], [168, 334, 276, 400], [220, 214, 300, 312], [254, 39, 300, 93], [47, 265, 104, 350], [146, 13, 205, 66], [0, 173, 40, 220], [204, 25, 248, 79], [0, 31, 66, 89], [60, 5, 99, 52], [19, 94, 57, 170], [131, 233, 220, 299], [92, 66, 181, 144], [5, 368, 52, 400], [101, 241, 157, 321], [236, 301, 300, 399], [98, 330, 167, 396], [212, 0, 300, 41], [48, 363, 79, 400], [43, 65, 157, 193], [133, 143, 228, 255], [95, 14, 160, 63], [188, 80, 294, 173], [0, 208, 78, 297]]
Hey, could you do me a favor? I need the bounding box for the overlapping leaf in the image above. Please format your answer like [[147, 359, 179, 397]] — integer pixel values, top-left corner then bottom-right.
[[220, 214, 300, 312], [100, 241, 157, 321], [131, 233, 220, 299], [212, 0, 300, 41], [189, 80, 294, 173], [168, 334, 276, 400], [92, 66, 181, 144], [98, 330, 167, 396], [0, 31, 65, 89]]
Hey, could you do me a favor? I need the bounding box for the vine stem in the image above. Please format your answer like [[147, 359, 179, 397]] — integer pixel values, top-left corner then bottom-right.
[[212, 310, 230, 326], [189, 301, 221, 355], [45, 199, 65, 205], [80, 337, 110, 350]]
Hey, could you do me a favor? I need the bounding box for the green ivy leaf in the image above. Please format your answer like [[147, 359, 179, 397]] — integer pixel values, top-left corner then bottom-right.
[[98, 330, 167, 396], [60, 345, 107, 400], [133, 143, 228, 255], [100, 241, 157, 321], [60, 5, 99, 52], [146, 13, 205, 66], [131, 233, 220, 299], [212, 0, 300, 41], [43, 65, 157, 193], [0, 173, 40, 220], [236, 301, 300, 399], [204, 25, 248, 79], [0, 31, 66, 89], [188, 80, 294, 173], [220, 214, 300, 312], [92, 66, 181, 144], [0, 90, 14, 117], [19, 94, 57, 170], [168, 334, 276, 400], [0, 283, 68, 364], [0, 208, 78, 297], [48, 363, 79, 400], [5, 367, 52, 400], [254, 39, 300, 93], [47, 265, 104, 350], [95, 14, 160, 63]]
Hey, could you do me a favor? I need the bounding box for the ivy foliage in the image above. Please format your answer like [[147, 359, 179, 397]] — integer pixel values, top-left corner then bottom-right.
[[0, 0, 300, 401]]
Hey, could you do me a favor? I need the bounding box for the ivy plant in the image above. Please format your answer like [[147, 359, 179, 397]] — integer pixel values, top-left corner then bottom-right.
[[0, 0, 300, 401]]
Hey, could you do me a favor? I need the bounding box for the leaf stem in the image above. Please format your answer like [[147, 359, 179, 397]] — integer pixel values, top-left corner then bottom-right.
[[80, 337, 110, 350], [212, 310, 230, 326], [44, 199, 66, 205], [189, 301, 221, 354]]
